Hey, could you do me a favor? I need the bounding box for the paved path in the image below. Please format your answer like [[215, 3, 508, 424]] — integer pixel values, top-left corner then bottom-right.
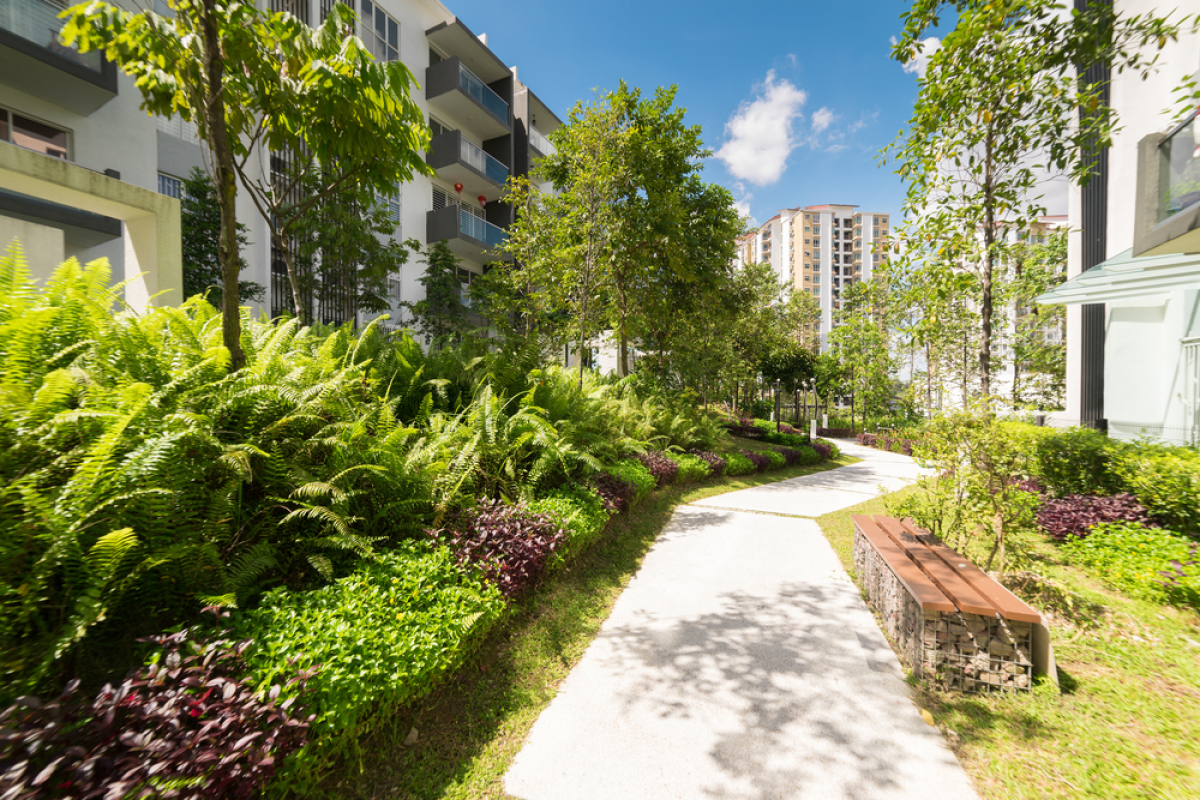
[[504, 441, 979, 800]]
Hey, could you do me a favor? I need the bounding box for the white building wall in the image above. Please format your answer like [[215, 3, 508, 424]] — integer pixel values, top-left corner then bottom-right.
[[1062, 0, 1200, 437]]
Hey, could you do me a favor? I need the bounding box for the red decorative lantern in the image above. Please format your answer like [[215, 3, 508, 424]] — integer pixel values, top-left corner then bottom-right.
[[478, 195, 487, 207], [454, 182, 463, 195]]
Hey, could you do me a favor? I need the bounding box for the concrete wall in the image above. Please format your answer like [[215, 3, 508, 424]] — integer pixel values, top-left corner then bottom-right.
[[0, 217, 64, 277]]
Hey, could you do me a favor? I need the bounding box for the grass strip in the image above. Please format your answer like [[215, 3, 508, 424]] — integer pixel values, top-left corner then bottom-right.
[[816, 491, 1200, 800], [319, 454, 858, 799]]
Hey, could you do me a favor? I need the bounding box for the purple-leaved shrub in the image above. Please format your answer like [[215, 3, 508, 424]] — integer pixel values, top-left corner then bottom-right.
[[0, 616, 313, 800], [633, 451, 679, 487], [431, 500, 567, 598], [1037, 493, 1158, 541]]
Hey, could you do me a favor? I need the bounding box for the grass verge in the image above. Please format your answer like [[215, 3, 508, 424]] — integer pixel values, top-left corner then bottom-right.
[[817, 491, 1200, 800], [321, 454, 856, 799]]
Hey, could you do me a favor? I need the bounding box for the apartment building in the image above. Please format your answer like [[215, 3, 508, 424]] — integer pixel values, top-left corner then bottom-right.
[[736, 204, 890, 350], [0, 0, 561, 325]]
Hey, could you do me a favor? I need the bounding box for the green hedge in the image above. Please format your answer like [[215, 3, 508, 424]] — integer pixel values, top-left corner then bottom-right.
[[667, 452, 713, 482], [605, 459, 657, 500], [238, 543, 504, 740], [1061, 522, 1199, 607], [529, 485, 612, 558], [724, 451, 757, 476]]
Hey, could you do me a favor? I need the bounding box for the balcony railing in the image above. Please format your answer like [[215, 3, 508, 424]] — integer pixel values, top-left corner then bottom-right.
[[459, 208, 506, 249], [458, 62, 508, 122], [1160, 113, 1200, 222], [460, 137, 508, 185], [529, 125, 554, 156], [0, 0, 101, 72]]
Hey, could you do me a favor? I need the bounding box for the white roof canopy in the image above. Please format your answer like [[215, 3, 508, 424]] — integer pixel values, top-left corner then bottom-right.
[[1036, 248, 1200, 306]]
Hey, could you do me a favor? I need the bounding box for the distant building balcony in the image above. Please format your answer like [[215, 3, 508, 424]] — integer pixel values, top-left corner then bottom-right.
[[427, 204, 507, 262], [1134, 111, 1200, 257], [0, 0, 117, 114], [529, 125, 555, 157], [426, 56, 510, 140], [426, 129, 508, 202]]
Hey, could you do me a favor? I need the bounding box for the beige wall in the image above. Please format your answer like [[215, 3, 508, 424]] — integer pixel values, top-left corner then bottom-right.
[[1, 218, 65, 279]]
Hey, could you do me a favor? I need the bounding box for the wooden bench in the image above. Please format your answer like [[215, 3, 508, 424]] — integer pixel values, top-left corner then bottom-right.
[[852, 514, 1054, 693]]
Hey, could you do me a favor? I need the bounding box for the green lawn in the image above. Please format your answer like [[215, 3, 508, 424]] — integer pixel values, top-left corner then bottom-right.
[[318, 452, 858, 799], [817, 490, 1200, 800]]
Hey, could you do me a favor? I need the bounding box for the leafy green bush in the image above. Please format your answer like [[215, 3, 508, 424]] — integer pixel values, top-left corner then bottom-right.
[[605, 459, 656, 500], [667, 452, 711, 483], [723, 451, 757, 476], [1032, 426, 1122, 497], [1109, 446, 1200, 537], [1061, 522, 1199, 607], [762, 450, 786, 470], [237, 542, 503, 739], [528, 485, 611, 556]]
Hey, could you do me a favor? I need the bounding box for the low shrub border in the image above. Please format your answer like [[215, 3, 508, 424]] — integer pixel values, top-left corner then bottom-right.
[[0, 435, 846, 799]]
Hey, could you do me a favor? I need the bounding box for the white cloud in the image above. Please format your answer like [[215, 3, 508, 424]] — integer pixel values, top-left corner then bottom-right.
[[732, 182, 754, 220], [890, 35, 941, 78], [715, 70, 808, 187], [811, 107, 835, 133], [848, 111, 877, 134], [825, 143, 849, 154]]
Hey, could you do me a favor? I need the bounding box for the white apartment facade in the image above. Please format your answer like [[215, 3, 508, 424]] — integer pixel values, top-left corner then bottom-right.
[[1037, 0, 1200, 444], [736, 203, 890, 350], [0, 0, 561, 324]]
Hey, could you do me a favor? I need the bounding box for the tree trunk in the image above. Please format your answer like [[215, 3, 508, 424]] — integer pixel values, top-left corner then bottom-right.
[[619, 326, 629, 378], [271, 227, 309, 327], [980, 130, 996, 400], [200, 0, 244, 370]]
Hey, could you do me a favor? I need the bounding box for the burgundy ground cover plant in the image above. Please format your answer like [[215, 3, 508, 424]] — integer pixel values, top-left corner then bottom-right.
[[777, 447, 807, 466], [741, 450, 770, 472], [1038, 493, 1159, 541], [0, 617, 313, 800], [689, 450, 727, 476], [431, 501, 566, 599], [633, 451, 679, 487], [590, 472, 637, 514], [811, 440, 834, 460]]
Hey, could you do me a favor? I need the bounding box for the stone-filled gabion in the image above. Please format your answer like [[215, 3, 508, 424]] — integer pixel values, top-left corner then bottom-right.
[[854, 527, 1033, 693]]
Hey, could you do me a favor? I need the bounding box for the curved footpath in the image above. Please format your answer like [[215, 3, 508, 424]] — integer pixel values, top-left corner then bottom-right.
[[504, 440, 979, 800]]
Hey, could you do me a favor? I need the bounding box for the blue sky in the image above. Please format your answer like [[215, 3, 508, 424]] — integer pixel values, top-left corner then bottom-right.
[[441, 0, 940, 227]]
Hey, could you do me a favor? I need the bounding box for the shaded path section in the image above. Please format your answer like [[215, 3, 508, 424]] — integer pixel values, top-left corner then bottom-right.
[[504, 442, 976, 800]]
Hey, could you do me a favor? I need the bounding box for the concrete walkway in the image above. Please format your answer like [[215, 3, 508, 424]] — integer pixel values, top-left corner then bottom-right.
[[504, 441, 978, 800]]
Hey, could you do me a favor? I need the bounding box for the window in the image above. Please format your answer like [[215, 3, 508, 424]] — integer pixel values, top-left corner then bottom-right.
[[360, 0, 399, 62], [430, 117, 452, 138], [158, 173, 185, 199], [1, 109, 68, 159], [379, 186, 400, 224]]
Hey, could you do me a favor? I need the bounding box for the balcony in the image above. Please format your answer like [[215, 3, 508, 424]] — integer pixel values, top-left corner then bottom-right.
[[0, 0, 117, 114], [1133, 112, 1200, 257], [426, 130, 509, 202], [426, 56, 510, 140], [427, 204, 507, 261], [529, 125, 555, 157]]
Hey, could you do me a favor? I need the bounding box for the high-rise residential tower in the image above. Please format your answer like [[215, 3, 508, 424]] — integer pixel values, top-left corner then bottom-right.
[[737, 204, 890, 350]]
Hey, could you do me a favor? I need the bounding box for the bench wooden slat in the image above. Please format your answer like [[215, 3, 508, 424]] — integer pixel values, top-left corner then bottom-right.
[[875, 517, 1002, 618], [852, 515, 956, 613], [899, 519, 1043, 625]]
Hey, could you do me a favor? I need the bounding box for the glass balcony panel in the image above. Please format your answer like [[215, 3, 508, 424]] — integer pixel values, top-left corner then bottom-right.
[[528, 125, 554, 156], [1160, 115, 1200, 223], [458, 136, 508, 184], [1, 0, 102, 72], [458, 62, 508, 122], [458, 207, 506, 248]]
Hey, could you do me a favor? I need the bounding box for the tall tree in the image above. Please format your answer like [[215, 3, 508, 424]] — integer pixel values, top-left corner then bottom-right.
[[883, 0, 1188, 398], [830, 278, 896, 428], [1005, 229, 1067, 409], [503, 94, 623, 388], [64, 1, 433, 348], [406, 241, 470, 345]]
